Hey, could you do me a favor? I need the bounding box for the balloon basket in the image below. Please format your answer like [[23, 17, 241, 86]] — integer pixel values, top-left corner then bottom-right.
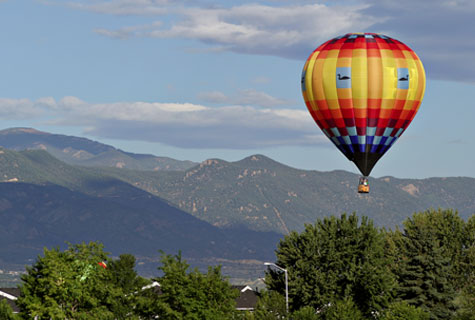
[[358, 176, 370, 193]]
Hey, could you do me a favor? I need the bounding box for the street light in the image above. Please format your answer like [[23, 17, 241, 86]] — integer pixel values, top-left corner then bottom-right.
[[264, 262, 288, 314]]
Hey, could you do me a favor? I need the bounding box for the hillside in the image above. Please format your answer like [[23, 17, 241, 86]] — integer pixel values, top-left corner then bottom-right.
[[1, 139, 474, 236], [0, 132, 474, 281], [0, 127, 196, 171], [99, 155, 475, 234], [0, 182, 280, 261], [0, 149, 281, 279]]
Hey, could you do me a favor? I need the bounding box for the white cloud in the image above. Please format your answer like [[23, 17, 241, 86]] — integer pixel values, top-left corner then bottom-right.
[[198, 91, 228, 104], [71, 100, 321, 148], [36, 97, 58, 109], [64, 0, 171, 15], [198, 89, 293, 107], [151, 3, 380, 59], [59, 0, 475, 82], [94, 21, 163, 39], [55, 98, 310, 128], [91, 3, 381, 59], [238, 89, 294, 107], [0, 98, 45, 119], [1, 96, 322, 149], [57, 98, 210, 124]]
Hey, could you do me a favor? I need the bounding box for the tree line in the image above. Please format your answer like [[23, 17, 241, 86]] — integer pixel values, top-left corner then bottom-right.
[[0, 208, 473, 319], [264, 209, 474, 320]]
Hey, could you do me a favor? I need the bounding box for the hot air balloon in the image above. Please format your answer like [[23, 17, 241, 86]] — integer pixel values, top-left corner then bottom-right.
[[301, 33, 425, 193]]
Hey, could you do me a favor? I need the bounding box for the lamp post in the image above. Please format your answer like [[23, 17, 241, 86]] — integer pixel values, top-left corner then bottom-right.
[[264, 262, 288, 314]]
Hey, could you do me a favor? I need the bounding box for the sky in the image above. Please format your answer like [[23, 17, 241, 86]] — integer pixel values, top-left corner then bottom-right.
[[0, 0, 474, 179]]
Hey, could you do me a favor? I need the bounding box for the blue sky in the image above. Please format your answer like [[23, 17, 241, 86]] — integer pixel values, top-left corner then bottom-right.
[[0, 0, 474, 179]]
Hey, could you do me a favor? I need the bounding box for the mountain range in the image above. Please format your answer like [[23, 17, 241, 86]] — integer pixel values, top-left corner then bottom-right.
[[0, 128, 196, 171], [0, 127, 474, 280], [0, 146, 280, 280], [97, 156, 475, 234]]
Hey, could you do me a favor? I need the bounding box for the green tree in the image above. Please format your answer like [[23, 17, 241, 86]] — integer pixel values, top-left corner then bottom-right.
[[0, 298, 18, 320], [291, 306, 318, 320], [454, 283, 475, 320], [141, 251, 239, 319], [391, 209, 469, 319], [380, 301, 430, 320], [107, 253, 150, 319], [108, 254, 148, 292], [16, 242, 124, 320], [317, 298, 364, 320], [454, 216, 475, 320], [252, 290, 288, 320], [266, 213, 394, 317]]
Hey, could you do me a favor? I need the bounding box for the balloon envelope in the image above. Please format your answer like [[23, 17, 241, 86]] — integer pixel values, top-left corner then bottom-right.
[[301, 33, 425, 176]]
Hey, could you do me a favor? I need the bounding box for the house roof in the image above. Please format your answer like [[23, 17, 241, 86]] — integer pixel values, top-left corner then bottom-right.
[[0, 288, 20, 299], [141, 281, 162, 295], [232, 285, 259, 310]]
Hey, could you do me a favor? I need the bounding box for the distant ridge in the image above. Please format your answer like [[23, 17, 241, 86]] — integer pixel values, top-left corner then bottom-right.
[[0, 129, 474, 280], [0, 127, 197, 171], [0, 148, 281, 277], [102, 154, 475, 234], [1, 128, 474, 238], [0, 127, 114, 154]]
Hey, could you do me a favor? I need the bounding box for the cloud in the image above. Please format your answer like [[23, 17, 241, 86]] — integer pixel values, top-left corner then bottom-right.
[[198, 91, 228, 104], [91, 3, 380, 59], [94, 26, 144, 39], [2, 96, 323, 149], [85, 118, 324, 149], [60, 0, 319, 15], [198, 89, 294, 107], [60, 0, 475, 82], [0, 98, 46, 119], [152, 4, 380, 59], [64, 0, 171, 15]]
